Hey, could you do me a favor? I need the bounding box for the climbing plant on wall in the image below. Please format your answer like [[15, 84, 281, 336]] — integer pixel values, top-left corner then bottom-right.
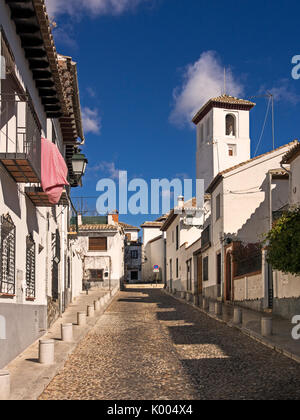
[[266, 207, 300, 276]]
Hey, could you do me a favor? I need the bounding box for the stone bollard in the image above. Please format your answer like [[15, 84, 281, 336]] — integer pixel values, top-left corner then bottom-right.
[[209, 301, 215, 314], [202, 298, 209, 311], [215, 302, 223, 316], [261, 317, 273, 337], [39, 339, 55, 365], [194, 295, 199, 306], [181, 291, 186, 300], [100, 297, 105, 307], [77, 311, 86, 326], [0, 371, 10, 400], [233, 307, 243, 325], [61, 323, 73, 342], [186, 293, 190, 302], [94, 300, 101, 312], [87, 306, 95, 318]]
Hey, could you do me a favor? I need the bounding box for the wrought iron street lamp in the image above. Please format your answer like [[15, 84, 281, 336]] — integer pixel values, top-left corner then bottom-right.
[[71, 152, 88, 179]]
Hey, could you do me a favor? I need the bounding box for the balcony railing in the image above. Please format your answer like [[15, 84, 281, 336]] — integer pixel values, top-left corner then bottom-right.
[[0, 94, 41, 183], [201, 225, 211, 249]]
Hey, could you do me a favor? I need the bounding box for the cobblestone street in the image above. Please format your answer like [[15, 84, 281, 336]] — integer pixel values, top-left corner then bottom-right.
[[39, 287, 300, 400]]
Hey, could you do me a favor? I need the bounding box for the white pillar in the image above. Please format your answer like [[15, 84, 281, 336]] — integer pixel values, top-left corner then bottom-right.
[[0, 371, 10, 400], [215, 302, 223, 316], [233, 307, 242, 325], [39, 339, 55, 365], [261, 317, 273, 337], [202, 298, 209, 311], [209, 301, 215, 314], [61, 323, 73, 342], [77, 312, 86, 326], [94, 300, 101, 311], [87, 306, 94, 317]]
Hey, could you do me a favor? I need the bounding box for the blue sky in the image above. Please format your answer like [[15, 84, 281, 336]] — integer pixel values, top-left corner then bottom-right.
[[47, 0, 300, 228]]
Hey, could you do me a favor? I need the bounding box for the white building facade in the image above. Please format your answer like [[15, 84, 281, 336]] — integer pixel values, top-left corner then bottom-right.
[[0, 0, 85, 368]]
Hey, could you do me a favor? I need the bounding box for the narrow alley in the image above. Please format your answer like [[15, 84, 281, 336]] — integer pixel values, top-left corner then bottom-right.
[[39, 287, 300, 401]]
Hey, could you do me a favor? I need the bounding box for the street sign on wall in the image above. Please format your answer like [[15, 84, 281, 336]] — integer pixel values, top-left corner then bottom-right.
[[153, 265, 160, 273]]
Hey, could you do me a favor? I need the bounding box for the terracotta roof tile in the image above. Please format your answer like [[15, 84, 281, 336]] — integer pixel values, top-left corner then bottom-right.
[[119, 222, 140, 231], [282, 142, 300, 164], [206, 141, 298, 193], [192, 94, 256, 124]]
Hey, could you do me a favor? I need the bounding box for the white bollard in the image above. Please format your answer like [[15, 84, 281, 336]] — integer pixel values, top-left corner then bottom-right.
[[0, 371, 10, 400], [61, 323, 73, 342], [261, 317, 273, 337], [202, 298, 209, 311], [209, 301, 215, 314], [100, 298, 105, 307], [194, 295, 199, 306], [94, 300, 101, 311], [39, 339, 55, 365], [77, 312, 86, 326], [215, 302, 223, 316], [87, 306, 94, 317], [186, 293, 190, 302], [233, 307, 243, 325], [181, 291, 186, 300]]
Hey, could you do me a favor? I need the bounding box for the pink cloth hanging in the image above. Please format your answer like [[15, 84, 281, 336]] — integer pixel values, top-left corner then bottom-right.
[[41, 138, 69, 204]]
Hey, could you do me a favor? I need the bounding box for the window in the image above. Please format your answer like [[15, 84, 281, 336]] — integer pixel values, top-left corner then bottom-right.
[[172, 230, 174, 243], [0, 214, 16, 295], [131, 271, 138, 281], [216, 194, 221, 221], [131, 250, 138, 259], [226, 114, 236, 136], [203, 256, 209, 282], [228, 144, 236, 157], [26, 235, 36, 299], [89, 237, 107, 251], [176, 258, 179, 278], [176, 225, 179, 250], [88, 269, 104, 282], [169, 259, 173, 280], [126, 233, 132, 241]]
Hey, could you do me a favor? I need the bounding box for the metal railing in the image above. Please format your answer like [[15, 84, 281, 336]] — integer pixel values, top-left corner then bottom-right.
[[0, 94, 41, 180]]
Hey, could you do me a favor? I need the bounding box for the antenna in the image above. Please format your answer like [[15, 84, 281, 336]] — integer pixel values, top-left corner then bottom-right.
[[249, 92, 276, 154]]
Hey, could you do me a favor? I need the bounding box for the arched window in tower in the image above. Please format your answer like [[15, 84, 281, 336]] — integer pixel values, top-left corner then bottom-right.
[[226, 114, 236, 137]]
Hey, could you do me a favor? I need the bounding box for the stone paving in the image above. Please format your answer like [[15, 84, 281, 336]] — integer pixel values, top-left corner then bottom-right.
[[39, 287, 300, 400]]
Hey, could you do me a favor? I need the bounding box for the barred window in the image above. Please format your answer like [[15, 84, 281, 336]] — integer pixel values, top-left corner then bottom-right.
[[26, 235, 36, 299], [0, 214, 16, 295]]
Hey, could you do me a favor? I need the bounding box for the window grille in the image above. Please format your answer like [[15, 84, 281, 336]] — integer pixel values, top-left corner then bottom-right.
[[26, 234, 36, 299], [0, 214, 16, 295]]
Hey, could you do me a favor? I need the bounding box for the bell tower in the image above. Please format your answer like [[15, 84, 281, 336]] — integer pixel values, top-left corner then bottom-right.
[[192, 95, 255, 190]]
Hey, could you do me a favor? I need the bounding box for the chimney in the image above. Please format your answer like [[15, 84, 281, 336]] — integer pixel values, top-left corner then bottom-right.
[[112, 210, 119, 224], [177, 196, 184, 210], [78, 213, 82, 226], [108, 210, 119, 225]]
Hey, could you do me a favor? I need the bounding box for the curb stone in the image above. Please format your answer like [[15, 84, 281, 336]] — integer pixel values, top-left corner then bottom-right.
[[162, 289, 300, 365]]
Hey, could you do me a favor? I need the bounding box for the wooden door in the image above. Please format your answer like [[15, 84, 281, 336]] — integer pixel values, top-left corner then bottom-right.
[[197, 254, 203, 295]]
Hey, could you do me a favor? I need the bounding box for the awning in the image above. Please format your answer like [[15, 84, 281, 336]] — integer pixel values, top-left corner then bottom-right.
[[41, 138, 69, 204]]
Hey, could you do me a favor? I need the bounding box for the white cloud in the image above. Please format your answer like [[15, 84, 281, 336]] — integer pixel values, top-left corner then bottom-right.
[[260, 79, 300, 104], [170, 51, 244, 127], [82, 107, 101, 134], [88, 161, 123, 180], [45, 0, 148, 18]]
